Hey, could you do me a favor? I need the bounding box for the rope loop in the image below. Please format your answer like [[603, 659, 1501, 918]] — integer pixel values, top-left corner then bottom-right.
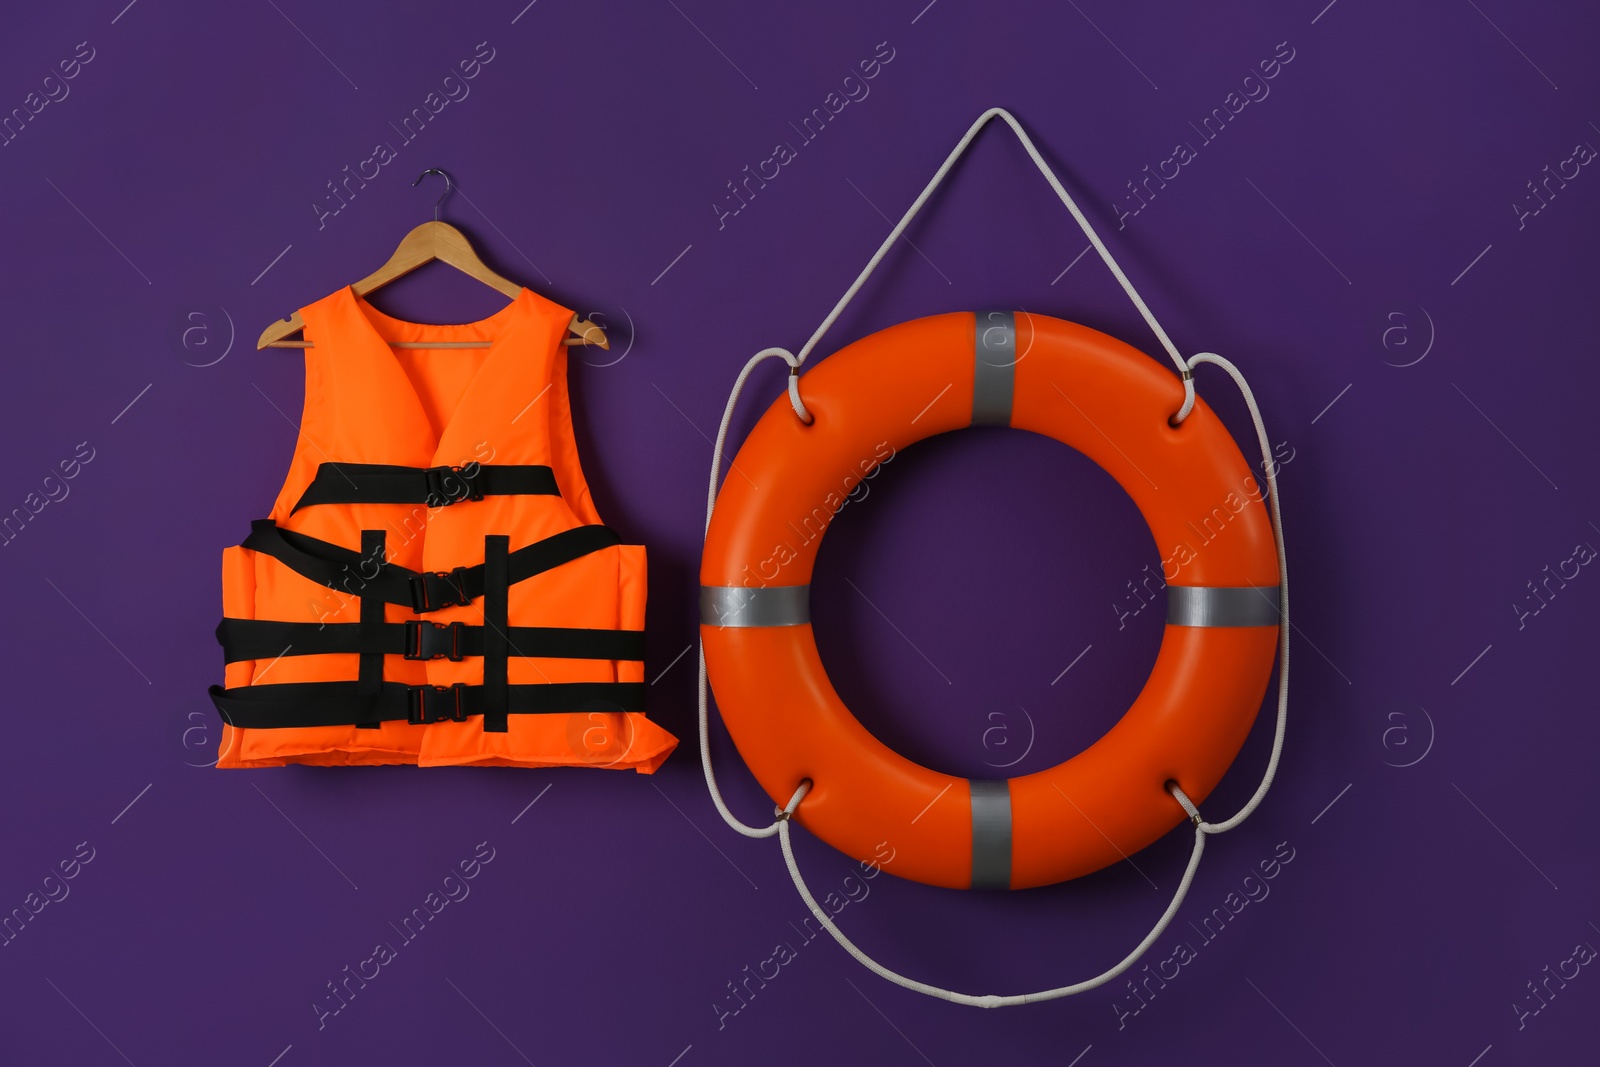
[[777, 811, 1210, 1006]]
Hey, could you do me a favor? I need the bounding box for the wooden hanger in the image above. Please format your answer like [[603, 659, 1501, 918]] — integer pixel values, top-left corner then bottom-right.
[[257, 169, 608, 351]]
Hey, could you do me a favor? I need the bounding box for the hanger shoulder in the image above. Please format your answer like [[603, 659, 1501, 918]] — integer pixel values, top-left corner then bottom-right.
[[429, 222, 523, 299], [564, 316, 609, 349], [350, 220, 445, 296], [258, 311, 311, 349]]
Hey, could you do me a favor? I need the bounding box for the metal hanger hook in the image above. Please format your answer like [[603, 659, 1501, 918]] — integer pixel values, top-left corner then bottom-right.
[[412, 168, 453, 221]]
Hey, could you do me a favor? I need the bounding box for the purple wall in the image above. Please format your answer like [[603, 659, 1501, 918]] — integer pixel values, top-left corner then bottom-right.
[[1, 1, 1595, 1063]]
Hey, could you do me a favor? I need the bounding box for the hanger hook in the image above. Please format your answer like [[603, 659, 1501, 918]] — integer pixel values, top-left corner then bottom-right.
[[412, 168, 453, 222]]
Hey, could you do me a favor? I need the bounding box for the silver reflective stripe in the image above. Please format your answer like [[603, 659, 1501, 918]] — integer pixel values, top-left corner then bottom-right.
[[1167, 586, 1281, 627], [699, 585, 810, 627], [968, 779, 1012, 890], [971, 311, 1015, 426]]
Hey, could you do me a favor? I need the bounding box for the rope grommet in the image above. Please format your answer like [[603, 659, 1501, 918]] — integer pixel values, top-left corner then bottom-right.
[[787, 365, 815, 425], [776, 779, 813, 822], [1167, 781, 1203, 826], [1169, 368, 1196, 428]]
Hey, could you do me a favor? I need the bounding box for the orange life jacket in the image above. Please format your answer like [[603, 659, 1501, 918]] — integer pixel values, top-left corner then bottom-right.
[[207, 285, 677, 771]]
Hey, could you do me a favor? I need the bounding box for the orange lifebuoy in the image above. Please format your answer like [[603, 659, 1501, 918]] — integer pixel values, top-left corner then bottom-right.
[[701, 311, 1281, 890]]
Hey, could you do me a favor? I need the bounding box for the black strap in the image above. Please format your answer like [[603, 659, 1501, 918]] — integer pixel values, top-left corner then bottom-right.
[[240, 520, 622, 613], [291, 462, 560, 512], [241, 519, 409, 600], [356, 530, 386, 729], [481, 534, 510, 733], [215, 618, 645, 665], [208, 680, 645, 730], [500, 526, 622, 588]]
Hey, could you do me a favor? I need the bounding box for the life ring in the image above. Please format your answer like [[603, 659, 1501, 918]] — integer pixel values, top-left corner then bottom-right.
[[701, 311, 1280, 890]]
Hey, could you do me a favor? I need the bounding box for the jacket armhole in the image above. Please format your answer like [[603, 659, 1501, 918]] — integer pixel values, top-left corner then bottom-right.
[[221, 544, 257, 688], [547, 343, 603, 527], [616, 544, 646, 684]]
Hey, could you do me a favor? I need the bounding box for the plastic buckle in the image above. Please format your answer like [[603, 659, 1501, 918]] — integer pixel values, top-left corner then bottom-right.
[[423, 463, 484, 508], [408, 567, 472, 613], [403, 620, 465, 661], [406, 682, 469, 725]]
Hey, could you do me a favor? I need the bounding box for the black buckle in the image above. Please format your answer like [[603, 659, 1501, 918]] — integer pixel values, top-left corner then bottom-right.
[[408, 567, 472, 613], [407, 682, 469, 725], [403, 620, 465, 661], [423, 463, 484, 508]]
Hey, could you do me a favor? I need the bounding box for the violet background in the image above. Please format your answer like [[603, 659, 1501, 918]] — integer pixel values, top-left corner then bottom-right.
[[1, 1, 1596, 1064]]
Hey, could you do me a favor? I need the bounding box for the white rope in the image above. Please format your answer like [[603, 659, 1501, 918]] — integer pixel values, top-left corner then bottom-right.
[[779, 802, 1208, 1007], [781, 106, 1196, 424], [1179, 353, 1291, 835], [694, 107, 1291, 1002], [1169, 782, 1203, 825], [698, 346, 802, 838]]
